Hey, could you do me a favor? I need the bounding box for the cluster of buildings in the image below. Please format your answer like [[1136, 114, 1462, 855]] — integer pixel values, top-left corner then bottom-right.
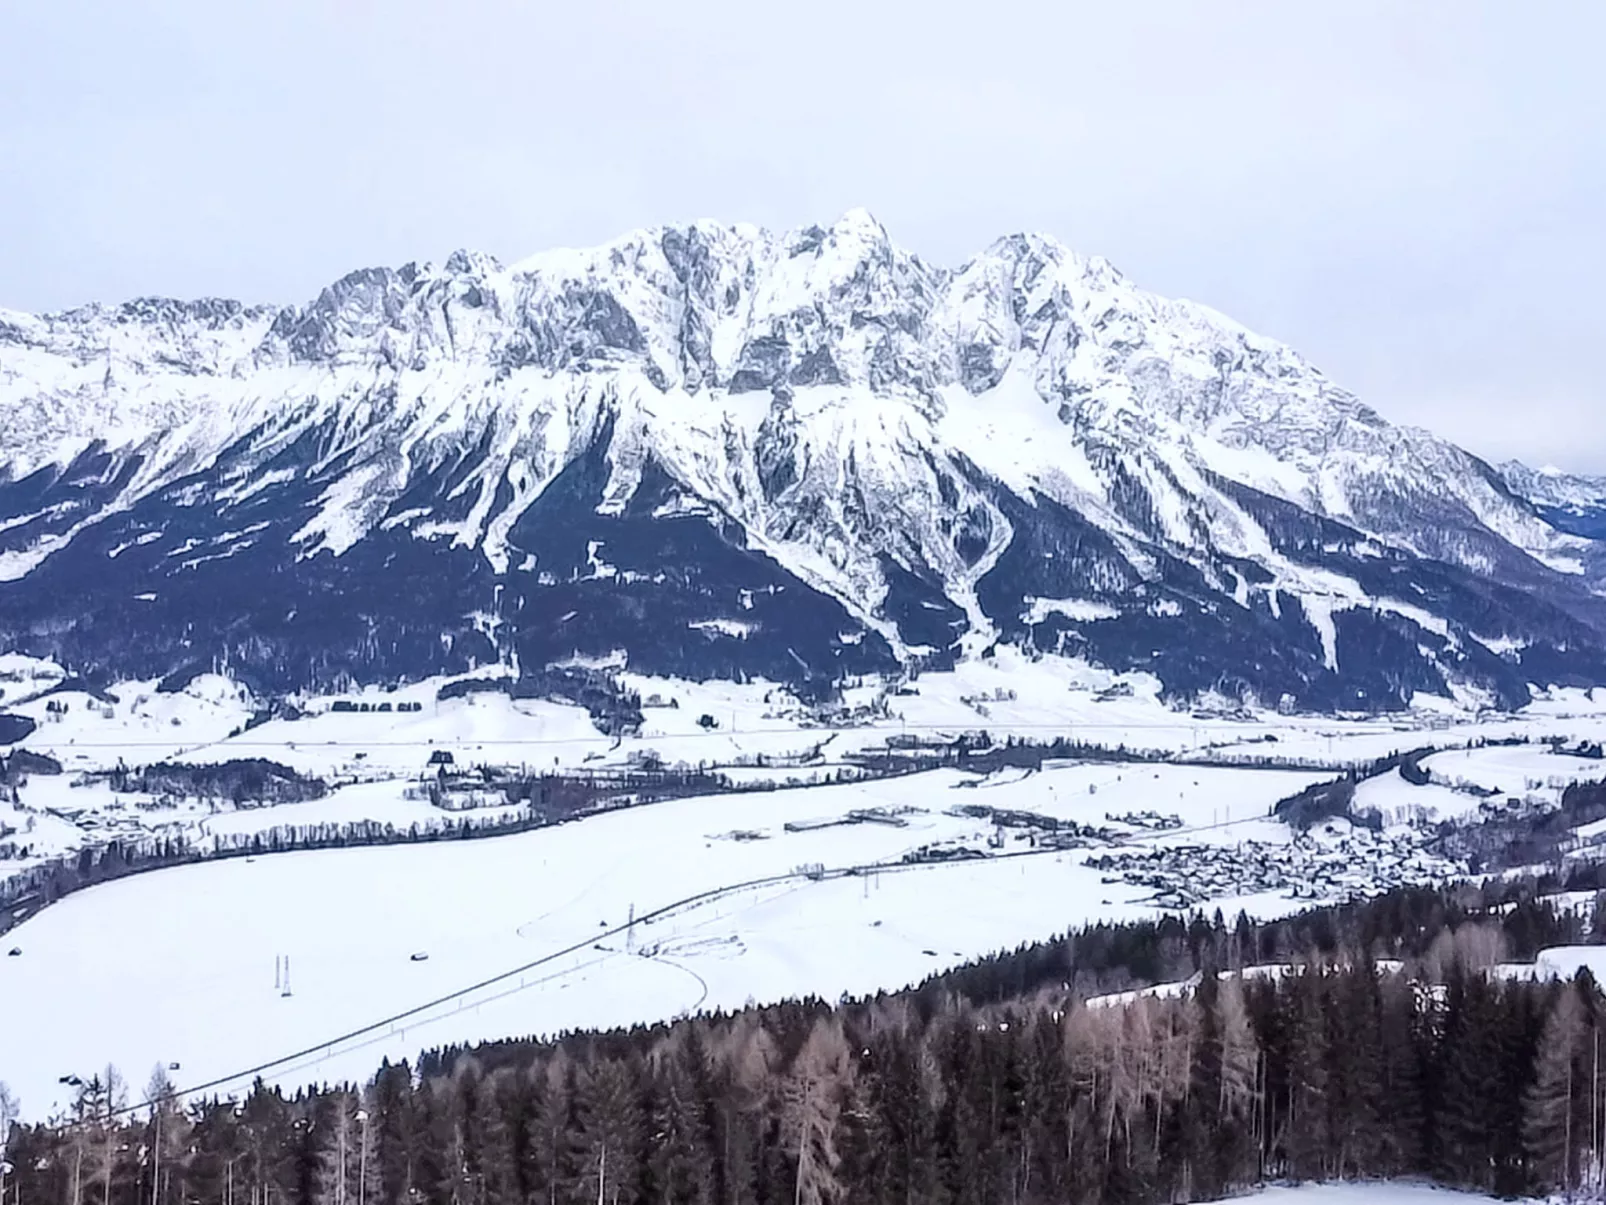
[[1087, 824, 1454, 909]]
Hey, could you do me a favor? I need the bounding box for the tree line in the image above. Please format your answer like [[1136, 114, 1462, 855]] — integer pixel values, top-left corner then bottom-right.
[[9, 883, 1606, 1205]]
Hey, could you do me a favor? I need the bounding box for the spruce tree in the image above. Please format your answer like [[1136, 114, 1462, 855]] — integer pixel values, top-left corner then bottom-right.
[[522, 1054, 576, 1205], [644, 1036, 716, 1205], [1323, 960, 1384, 1178], [1282, 965, 1329, 1181], [1523, 980, 1587, 1193], [572, 1057, 644, 1205], [370, 1061, 417, 1205], [1376, 970, 1428, 1176]]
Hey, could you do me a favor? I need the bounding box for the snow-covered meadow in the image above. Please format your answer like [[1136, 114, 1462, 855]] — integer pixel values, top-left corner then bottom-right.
[[6, 649, 1606, 1120], [2, 759, 1342, 1117], [1225, 1182, 1506, 1205]]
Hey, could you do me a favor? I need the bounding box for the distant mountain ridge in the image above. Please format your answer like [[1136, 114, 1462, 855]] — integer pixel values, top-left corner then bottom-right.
[[2, 210, 1605, 712], [1499, 461, 1606, 541]]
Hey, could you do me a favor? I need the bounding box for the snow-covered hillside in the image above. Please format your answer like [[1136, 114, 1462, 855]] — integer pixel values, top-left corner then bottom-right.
[[1501, 460, 1606, 542], [3, 212, 1606, 712]]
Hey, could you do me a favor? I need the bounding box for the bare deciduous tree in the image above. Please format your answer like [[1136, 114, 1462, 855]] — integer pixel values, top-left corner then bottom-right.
[[781, 1017, 854, 1205]]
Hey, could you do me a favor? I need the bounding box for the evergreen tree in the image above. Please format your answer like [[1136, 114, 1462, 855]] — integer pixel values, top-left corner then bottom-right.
[[708, 1018, 772, 1205], [1323, 962, 1384, 1178], [312, 1089, 363, 1205], [1281, 966, 1329, 1180], [572, 1057, 644, 1205], [140, 1065, 190, 1205], [1434, 966, 1507, 1190], [644, 1034, 716, 1205], [370, 1061, 417, 1205], [1523, 980, 1588, 1192], [522, 1054, 576, 1205], [1375, 970, 1428, 1176]]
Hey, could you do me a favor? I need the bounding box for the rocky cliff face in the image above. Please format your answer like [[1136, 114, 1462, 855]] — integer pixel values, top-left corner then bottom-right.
[[2, 211, 1603, 710]]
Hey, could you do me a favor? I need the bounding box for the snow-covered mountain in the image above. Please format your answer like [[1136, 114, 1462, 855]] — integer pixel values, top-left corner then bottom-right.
[[1500, 461, 1606, 542], [3, 210, 1605, 712]]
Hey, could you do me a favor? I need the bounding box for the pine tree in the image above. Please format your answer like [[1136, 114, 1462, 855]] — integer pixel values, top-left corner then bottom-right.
[[1523, 981, 1587, 1193], [415, 1074, 469, 1205], [708, 1017, 773, 1205], [573, 1057, 644, 1205], [523, 1054, 576, 1205], [1190, 971, 1259, 1196], [1282, 966, 1329, 1181], [1324, 961, 1384, 1178], [0, 1082, 18, 1205], [69, 1070, 127, 1205], [370, 1061, 417, 1205], [185, 1097, 247, 1205], [465, 1071, 520, 1205], [312, 1089, 362, 1205], [1376, 970, 1428, 1176], [140, 1065, 190, 1205], [1021, 1009, 1072, 1205], [644, 1034, 716, 1205], [1434, 965, 1509, 1190], [238, 1080, 296, 1205], [0, 1086, 17, 1205]]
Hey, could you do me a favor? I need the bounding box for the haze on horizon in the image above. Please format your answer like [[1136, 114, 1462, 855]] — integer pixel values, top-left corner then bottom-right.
[[2, 0, 1601, 472]]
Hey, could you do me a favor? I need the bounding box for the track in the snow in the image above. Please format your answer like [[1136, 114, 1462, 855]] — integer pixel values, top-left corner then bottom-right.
[[107, 792, 1298, 1118], [113, 841, 1083, 1117]]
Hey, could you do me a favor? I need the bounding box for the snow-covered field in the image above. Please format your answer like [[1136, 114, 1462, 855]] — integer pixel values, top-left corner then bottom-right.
[[0, 759, 1386, 1118], [1234, 1183, 1506, 1205], [1353, 744, 1606, 828], [9, 649, 1606, 878], [6, 649, 1606, 1120]]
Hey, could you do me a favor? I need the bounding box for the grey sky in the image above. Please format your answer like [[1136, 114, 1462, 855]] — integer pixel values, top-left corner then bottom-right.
[[3, 0, 1602, 470]]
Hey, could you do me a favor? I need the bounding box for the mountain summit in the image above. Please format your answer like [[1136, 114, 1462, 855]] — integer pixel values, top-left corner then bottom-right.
[[3, 213, 1604, 711]]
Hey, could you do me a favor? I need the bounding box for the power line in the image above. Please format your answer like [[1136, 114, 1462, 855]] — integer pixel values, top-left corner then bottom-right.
[[91, 776, 1328, 1122], [110, 842, 1079, 1119]]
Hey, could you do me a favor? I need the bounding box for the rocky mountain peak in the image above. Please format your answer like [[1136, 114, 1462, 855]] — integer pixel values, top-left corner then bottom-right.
[[2, 215, 1604, 715]]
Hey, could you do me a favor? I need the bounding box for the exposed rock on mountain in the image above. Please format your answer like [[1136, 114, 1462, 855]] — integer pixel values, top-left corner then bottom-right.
[[3, 211, 1604, 711], [1500, 461, 1606, 541]]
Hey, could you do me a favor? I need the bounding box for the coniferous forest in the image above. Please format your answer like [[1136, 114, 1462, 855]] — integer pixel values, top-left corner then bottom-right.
[[8, 884, 1606, 1205]]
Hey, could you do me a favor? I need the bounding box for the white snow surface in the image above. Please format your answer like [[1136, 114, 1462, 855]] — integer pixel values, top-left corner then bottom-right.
[[3, 759, 1327, 1118], [1236, 1183, 1506, 1205]]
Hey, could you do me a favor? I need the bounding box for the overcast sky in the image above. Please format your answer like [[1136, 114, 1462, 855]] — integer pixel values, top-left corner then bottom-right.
[[3, 0, 1602, 470]]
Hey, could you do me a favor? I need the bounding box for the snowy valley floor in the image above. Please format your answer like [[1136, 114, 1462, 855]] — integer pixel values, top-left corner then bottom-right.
[[7, 652, 1606, 1118]]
